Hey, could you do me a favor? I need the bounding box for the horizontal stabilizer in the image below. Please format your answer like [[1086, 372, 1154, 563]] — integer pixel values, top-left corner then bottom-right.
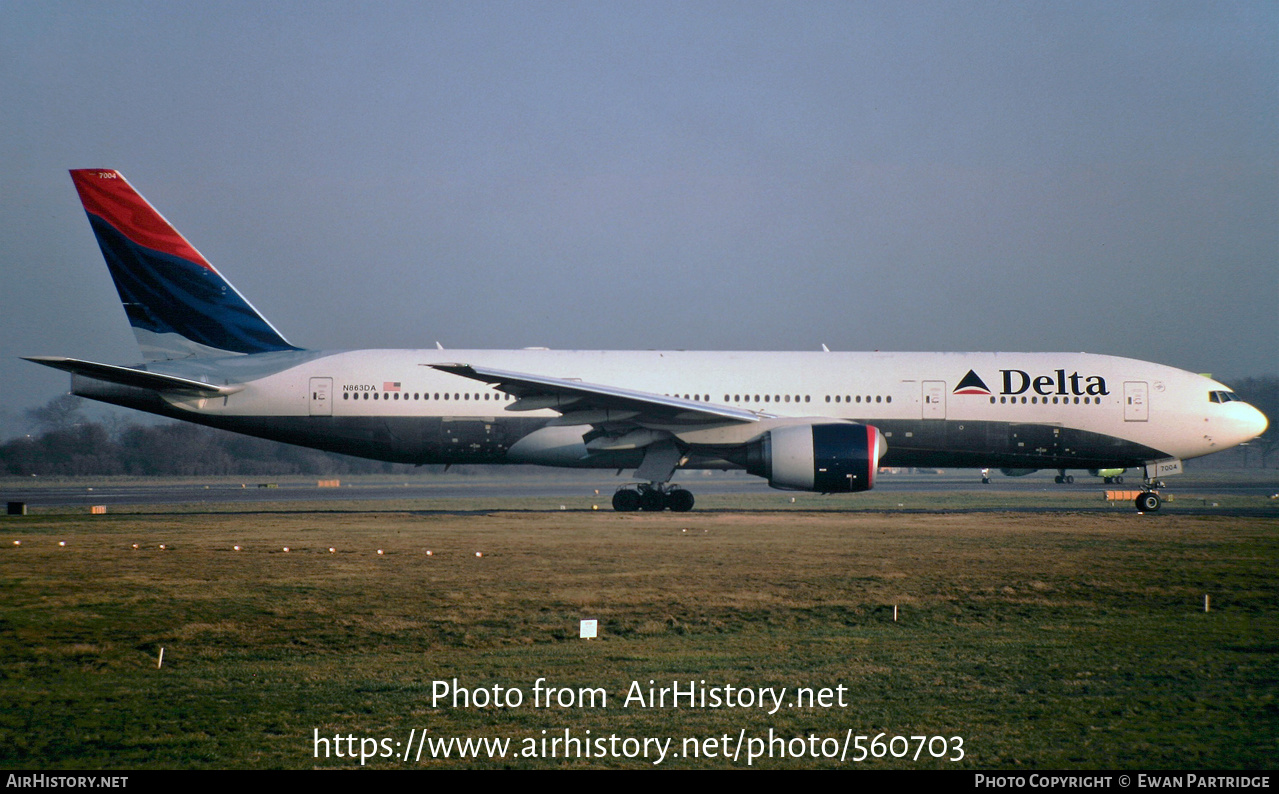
[[23, 356, 243, 396]]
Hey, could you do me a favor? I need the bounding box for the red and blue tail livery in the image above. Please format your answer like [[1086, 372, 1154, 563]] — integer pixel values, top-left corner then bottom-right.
[[69, 169, 299, 361]]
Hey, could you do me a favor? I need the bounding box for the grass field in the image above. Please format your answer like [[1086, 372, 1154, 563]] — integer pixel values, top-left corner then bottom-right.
[[0, 501, 1276, 769]]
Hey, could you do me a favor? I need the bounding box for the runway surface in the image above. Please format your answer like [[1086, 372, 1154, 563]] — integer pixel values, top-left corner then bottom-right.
[[3, 469, 1276, 515]]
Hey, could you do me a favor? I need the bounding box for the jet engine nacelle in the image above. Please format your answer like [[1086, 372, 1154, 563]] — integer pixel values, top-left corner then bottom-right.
[[745, 422, 885, 492]]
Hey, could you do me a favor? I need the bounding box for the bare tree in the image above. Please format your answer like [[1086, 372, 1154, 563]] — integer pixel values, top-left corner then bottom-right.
[[24, 394, 86, 433]]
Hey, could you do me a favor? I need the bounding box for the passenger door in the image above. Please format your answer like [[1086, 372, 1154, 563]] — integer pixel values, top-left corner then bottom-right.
[[1124, 381, 1148, 422], [922, 381, 946, 420], [309, 377, 333, 417]]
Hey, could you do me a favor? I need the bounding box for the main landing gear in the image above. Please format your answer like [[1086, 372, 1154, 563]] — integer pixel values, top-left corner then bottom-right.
[[1053, 468, 1075, 484], [614, 439, 694, 512], [612, 483, 695, 513]]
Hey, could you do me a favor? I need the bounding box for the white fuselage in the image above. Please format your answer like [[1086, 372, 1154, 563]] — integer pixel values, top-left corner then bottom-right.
[[76, 348, 1267, 473]]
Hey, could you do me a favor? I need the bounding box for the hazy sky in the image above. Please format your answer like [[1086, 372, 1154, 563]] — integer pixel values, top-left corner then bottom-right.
[[2, 1, 1275, 433]]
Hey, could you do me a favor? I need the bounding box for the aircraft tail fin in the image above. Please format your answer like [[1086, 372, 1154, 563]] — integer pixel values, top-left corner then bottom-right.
[[69, 169, 301, 361]]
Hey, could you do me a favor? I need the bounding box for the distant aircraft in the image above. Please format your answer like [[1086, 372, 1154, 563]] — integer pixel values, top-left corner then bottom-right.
[[1090, 468, 1128, 484], [26, 170, 1269, 513], [993, 466, 1128, 484]]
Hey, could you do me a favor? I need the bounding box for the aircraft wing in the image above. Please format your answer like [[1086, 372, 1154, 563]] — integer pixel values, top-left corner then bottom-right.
[[429, 363, 764, 425], [24, 356, 244, 396]]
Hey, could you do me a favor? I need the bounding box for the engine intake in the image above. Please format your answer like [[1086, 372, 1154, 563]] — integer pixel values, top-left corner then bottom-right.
[[745, 422, 884, 492]]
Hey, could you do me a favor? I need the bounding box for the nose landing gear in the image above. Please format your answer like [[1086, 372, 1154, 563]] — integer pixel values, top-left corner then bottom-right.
[[1135, 491, 1161, 512]]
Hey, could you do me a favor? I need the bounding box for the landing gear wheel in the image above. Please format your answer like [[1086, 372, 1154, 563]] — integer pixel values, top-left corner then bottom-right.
[[1135, 492, 1161, 512], [614, 483, 697, 512], [612, 489, 641, 512], [1065, 475, 1074, 484], [666, 488, 695, 512], [638, 488, 666, 512]]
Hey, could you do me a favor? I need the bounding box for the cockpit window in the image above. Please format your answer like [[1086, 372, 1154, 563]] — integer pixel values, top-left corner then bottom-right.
[[1209, 390, 1241, 403]]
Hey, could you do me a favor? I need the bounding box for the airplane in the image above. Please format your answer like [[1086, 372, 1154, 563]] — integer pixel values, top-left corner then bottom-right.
[[1089, 468, 1128, 484], [992, 466, 1128, 484], [25, 169, 1270, 514]]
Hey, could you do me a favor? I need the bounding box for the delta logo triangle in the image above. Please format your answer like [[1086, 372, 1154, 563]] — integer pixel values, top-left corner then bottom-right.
[[953, 370, 992, 395]]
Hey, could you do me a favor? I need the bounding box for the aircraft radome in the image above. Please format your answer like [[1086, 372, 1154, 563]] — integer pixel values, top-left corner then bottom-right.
[[26, 170, 1269, 513]]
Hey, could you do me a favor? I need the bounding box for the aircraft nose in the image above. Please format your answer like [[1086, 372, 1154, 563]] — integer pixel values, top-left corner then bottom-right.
[[1243, 404, 1269, 440]]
